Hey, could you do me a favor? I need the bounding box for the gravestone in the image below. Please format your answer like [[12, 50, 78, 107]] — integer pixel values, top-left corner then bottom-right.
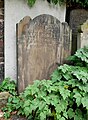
[[69, 9, 88, 54], [77, 20, 88, 49], [61, 22, 72, 63], [17, 14, 72, 93]]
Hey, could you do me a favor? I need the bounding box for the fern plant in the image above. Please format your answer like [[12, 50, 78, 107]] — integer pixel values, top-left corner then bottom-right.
[[2, 45, 88, 120]]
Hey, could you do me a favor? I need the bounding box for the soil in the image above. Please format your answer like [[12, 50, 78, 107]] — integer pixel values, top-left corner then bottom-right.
[[0, 110, 27, 120]]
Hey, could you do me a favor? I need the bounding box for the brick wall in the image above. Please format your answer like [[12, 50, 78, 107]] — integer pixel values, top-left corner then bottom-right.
[[0, 0, 4, 82]]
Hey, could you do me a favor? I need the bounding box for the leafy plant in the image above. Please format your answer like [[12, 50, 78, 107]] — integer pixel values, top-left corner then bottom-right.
[[26, 0, 88, 7], [2, 45, 88, 119], [67, 46, 88, 67], [0, 78, 17, 95]]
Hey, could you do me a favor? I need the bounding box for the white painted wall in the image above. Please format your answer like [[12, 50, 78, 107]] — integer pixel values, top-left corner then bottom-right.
[[5, 0, 66, 80]]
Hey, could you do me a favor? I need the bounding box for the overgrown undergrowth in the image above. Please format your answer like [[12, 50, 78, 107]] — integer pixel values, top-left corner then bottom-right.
[[0, 46, 88, 120]]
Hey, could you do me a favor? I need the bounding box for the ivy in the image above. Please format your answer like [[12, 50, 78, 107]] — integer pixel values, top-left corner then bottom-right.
[[1, 45, 88, 119], [0, 78, 17, 96], [27, 0, 36, 7], [26, 0, 88, 7]]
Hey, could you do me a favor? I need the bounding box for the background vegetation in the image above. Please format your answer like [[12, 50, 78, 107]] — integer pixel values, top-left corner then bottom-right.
[[26, 0, 88, 7]]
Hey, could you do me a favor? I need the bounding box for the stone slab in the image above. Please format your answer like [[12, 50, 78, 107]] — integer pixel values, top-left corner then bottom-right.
[[17, 14, 72, 93]]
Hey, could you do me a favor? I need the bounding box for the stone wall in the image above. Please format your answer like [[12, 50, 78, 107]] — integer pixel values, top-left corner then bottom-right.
[[0, 0, 4, 82], [5, 0, 66, 80]]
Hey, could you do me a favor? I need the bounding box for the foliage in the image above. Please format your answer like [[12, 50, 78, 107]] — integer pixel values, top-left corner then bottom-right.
[[1, 45, 88, 119], [26, 0, 88, 7], [67, 46, 88, 67], [0, 78, 17, 96]]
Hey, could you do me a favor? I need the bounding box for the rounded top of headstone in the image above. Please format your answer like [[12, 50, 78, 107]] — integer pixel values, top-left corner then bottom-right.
[[33, 14, 60, 22], [28, 14, 61, 28], [26, 14, 61, 44]]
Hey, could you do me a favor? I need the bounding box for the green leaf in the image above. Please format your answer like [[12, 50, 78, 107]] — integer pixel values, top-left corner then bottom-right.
[[81, 95, 88, 109], [56, 113, 61, 119], [23, 100, 30, 107], [49, 94, 59, 106], [59, 86, 70, 100], [27, 0, 36, 7], [38, 101, 46, 111], [67, 108, 75, 119], [73, 90, 82, 106], [75, 109, 83, 120], [24, 106, 31, 117], [63, 111, 68, 119], [55, 104, 63, 113], [4, 112, 10, 119], [72, 66, 88, 84], [82, 84, 88, 92], [39, 105, 51, 119], [40, 112, 46, 120], [59, 117, 65, 120], [58, 64, 71, 73], [51, 69, 62, 82], [55, 100, 68, 114]]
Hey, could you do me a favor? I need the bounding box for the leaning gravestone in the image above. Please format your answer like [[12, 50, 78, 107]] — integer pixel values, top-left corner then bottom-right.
[[17, 14, 72, 93]]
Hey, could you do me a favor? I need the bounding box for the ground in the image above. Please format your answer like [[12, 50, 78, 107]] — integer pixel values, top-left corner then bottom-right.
[[0, 110, 27, 120]]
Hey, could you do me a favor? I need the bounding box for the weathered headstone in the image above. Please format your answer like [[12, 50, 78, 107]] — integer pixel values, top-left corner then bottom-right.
[[17, 14, 72, 93], [69, 9, 88, 53], [77, 20, 88, 49]]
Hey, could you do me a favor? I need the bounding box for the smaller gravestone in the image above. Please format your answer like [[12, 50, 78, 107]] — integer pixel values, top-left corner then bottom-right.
[[61, 22, 72, 63], [77, 20, 88, 49], [69, 9, 88, 53]]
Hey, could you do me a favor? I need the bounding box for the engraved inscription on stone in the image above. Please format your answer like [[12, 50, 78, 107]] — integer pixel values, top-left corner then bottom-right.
[[17, 14, 72, 93]]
